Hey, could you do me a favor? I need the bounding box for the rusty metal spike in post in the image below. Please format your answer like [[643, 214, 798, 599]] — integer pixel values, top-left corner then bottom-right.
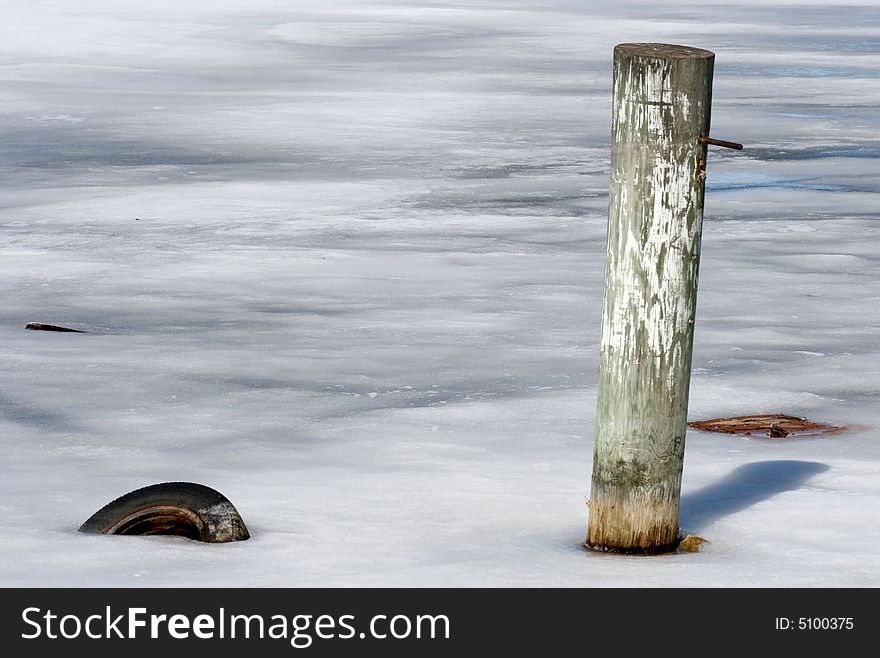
[[699, 135, 743, 150]]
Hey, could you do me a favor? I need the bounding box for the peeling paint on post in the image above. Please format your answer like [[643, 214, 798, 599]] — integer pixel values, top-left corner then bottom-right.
[[586, 43, 714, 554]]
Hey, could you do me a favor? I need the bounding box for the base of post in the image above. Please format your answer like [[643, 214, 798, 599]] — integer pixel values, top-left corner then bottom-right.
[[586, 483, 683, 554], [584, 534, 682, 556]]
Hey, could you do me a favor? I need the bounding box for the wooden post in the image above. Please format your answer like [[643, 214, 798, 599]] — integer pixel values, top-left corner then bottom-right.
[[586, 43, 714, 554]]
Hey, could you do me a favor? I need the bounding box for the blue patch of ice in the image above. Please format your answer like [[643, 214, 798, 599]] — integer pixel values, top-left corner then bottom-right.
[[817, 148, 880, 159], [706, 172, 847, 193]]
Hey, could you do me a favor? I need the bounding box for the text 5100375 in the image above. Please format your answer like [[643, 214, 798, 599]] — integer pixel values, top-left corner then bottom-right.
[[775, 617, 854, 631]]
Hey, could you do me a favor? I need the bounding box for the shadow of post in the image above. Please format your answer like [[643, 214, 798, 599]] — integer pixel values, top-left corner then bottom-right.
[[679, 460, 830, 532]]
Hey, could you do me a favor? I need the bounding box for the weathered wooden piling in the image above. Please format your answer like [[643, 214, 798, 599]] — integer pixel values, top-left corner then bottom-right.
[[586, 43, 715, 554]]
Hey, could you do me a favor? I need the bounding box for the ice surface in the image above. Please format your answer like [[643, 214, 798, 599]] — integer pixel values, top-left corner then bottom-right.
[[0, 0, 878, 587]]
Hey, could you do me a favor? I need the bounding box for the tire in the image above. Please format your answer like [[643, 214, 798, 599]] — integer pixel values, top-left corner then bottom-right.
[[78, 482, 250, 543]]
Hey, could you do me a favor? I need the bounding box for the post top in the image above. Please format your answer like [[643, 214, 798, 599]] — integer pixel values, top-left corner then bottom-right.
[[614, 43, 715, 60]]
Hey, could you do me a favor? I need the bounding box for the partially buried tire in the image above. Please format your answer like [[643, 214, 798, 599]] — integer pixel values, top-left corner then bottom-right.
[[78, 482, 250, 543]]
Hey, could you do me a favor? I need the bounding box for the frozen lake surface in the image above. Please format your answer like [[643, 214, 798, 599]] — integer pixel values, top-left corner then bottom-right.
[[1, 0, 878, 587]]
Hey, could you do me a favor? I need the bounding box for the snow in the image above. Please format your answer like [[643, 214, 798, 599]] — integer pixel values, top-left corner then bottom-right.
[[1, 0, 878, 587]]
